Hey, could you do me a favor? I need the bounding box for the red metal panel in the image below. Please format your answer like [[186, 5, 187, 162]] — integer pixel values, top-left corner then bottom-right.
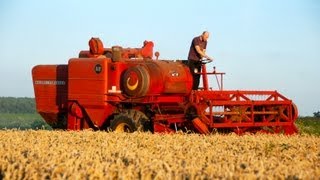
[[121, 60, 193, 97], [68, 58, 115, 127], [32, 65, 68, 125]]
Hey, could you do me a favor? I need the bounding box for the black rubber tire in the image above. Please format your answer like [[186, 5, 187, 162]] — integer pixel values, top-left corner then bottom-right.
[[110, 115, 137, 133], [109, 110, 151, 132]]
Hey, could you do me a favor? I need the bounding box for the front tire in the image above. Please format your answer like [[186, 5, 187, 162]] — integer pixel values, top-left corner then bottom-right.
[[110, 115, 136, 132], [109, 110, 151, 132]]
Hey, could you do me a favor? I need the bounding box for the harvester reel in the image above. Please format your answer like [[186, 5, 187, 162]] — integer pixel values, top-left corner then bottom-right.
[[226, 106, 250, 122], [110, 110, 150, 132]]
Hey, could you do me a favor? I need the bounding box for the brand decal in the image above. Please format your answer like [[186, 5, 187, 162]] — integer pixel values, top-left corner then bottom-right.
[[127, 77, 138, 90], [34, 80, 66, 85], [170, 71, 179, 77], [95, 64, 102, 74]]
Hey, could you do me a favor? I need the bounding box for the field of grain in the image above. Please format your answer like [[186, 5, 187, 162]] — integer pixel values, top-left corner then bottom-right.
[[0, 130, 319, 179]]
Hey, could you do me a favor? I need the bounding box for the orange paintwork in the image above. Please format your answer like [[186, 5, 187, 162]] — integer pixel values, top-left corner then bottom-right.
[[32, 37, 298, 134], [32, 65, 68, 126], [121, 60, 193, 97]]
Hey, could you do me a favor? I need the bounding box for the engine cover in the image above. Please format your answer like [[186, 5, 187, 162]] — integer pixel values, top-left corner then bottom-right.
[[121, 60, 193, 97]]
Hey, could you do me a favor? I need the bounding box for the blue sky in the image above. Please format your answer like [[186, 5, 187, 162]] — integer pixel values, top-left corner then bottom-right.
[[0, 0, 319, 116]]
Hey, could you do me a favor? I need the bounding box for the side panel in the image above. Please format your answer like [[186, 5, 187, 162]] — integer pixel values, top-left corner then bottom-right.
[[32, 65, 68, 127], [68, 58, 116, 127], [152, 60, 193, 94]]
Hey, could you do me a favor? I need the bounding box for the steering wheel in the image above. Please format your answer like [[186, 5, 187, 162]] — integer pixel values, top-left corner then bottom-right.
[[200, 59, 213, 64]]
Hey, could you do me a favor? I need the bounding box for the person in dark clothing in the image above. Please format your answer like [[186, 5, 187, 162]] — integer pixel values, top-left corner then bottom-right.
[[188, 31, 213, 90]]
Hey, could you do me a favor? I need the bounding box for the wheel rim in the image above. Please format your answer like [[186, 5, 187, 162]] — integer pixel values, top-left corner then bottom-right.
[[114, 122, 132, 132], [110, 110, 150, 132]]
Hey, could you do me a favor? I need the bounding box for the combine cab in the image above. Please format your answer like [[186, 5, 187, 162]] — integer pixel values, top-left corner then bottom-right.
[[32, 37, 298, 134]]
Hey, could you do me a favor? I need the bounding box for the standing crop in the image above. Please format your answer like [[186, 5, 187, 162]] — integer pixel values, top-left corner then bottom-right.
[[0, 130, 319, 179]]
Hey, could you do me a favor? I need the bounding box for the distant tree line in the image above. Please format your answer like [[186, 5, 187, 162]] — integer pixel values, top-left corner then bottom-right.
[[0, 96, 319, 118], [0, 97, 36, 113], [0, 97, 52, 129]]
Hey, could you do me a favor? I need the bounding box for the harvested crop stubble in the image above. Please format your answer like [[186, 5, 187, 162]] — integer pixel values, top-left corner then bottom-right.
[[0, 130, 319, 179]]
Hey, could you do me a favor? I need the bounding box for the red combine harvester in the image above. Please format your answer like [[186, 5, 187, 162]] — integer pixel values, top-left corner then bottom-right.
[[32, 38, 298, 134]]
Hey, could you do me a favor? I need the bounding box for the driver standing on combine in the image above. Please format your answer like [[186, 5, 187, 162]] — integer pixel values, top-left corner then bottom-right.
[[188, 31, 213, 90]]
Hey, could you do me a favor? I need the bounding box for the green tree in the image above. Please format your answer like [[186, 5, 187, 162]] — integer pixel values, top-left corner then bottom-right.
[[314, 111, 320, 118], [0, 97, 36, 113]]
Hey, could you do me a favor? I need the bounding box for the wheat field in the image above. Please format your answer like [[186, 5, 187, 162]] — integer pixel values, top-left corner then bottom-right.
[[0, 130, 319, 179]]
